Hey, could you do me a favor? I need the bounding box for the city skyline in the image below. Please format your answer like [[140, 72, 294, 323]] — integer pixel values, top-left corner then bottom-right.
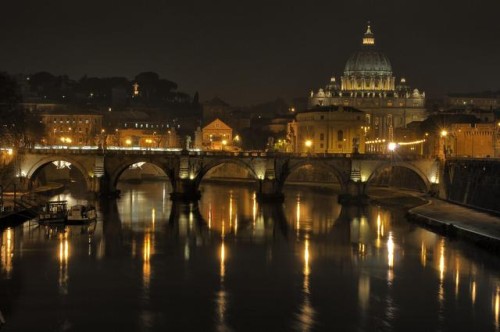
[[1, 0, 499, 105]]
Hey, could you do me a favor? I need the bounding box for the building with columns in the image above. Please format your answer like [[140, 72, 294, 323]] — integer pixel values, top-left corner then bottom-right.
[[308, 23, 427, 152], [289, 106, 366, 154]]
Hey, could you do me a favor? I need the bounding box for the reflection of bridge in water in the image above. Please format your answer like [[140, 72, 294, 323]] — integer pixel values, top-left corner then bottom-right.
[[17, 148, 440, 202], [100, 197, 372, 248]]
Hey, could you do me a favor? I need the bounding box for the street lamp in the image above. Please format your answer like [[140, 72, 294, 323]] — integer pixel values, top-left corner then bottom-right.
[[305, 139, 313, 154], [440, 130, 448, 159], [387, 142, 397, 152], [145, 138, 153, 149]]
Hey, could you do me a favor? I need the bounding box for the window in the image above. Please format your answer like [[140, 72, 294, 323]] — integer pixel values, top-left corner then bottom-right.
[[320, 133, 325, 140], [337, 130, 344, 141]]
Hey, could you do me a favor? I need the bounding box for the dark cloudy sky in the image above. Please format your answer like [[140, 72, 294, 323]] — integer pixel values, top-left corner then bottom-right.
[[1, 0, 499, 105]]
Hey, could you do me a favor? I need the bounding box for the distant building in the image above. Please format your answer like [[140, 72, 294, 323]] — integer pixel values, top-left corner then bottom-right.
[[446, 92, 500, 111], [110, 127, 178, 148], [289, 106, 366, 154], [309, 23, 427, 148], [104, 109, 179, 148], [202, 97, 250, 134], [444, 123, 500, 158], [201, 118, 233, 150], [40, 109, 103, 146]]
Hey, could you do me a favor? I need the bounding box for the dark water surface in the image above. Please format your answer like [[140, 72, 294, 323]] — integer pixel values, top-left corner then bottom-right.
[[1, 182, 500, 331]]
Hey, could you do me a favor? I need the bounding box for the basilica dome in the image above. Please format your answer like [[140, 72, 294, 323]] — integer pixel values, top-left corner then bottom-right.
[[344, 50, 392, 76], [343, 24, 393, 77]]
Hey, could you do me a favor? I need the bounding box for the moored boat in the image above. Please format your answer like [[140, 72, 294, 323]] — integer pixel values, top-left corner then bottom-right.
[[38, 201, 68, 225]]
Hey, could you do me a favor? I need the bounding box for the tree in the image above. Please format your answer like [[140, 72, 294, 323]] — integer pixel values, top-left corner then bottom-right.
[[0, 72, 23, 145], [134, 72, 179, 105], [0, 72, 21, 108], [193, 91, 200, 106]]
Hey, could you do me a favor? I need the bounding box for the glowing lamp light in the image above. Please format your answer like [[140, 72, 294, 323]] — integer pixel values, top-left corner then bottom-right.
[[440, 130, 448, 137], [388, 142, 397, 152], [305, 140, 313, 148]]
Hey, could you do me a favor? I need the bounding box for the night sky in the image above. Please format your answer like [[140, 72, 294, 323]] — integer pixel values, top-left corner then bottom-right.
[[1, 0, 499, 105]]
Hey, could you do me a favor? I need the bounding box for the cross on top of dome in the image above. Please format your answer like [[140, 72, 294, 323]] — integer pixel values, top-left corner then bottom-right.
[[363, 22, 375, 46]]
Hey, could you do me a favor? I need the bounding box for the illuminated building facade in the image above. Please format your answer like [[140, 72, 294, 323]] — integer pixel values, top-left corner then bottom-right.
[[309, 23, 427, 149], [443, 123, 500, 158], [201, 118, 233, 150], [290, 106, 366, 154], [104, 109, 180, 148], [111, 128, 179, 148], [41, 110, 103, 146]]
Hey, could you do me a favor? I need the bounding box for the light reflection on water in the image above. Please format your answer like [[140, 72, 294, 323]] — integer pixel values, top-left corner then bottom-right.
[[0, 182, 499, 331]]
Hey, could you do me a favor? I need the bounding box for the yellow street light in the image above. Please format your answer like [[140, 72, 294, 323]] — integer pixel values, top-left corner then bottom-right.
[[305, 140, 312, 148], [440, 130, 448, 137], [388, 142, 397, 152]]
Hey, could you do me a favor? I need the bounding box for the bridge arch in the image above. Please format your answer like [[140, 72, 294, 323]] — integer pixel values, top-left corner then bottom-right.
[[107, 158, 174, 192], [195, 159, 259, 186], [278, 160, 348, 193], [25, 155, 93, 191], [366, 161, 431, 192]]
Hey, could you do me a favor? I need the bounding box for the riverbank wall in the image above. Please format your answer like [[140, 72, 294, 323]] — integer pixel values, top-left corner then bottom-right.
[[407, 200, 500, 253], [443, 158, 500, 214]]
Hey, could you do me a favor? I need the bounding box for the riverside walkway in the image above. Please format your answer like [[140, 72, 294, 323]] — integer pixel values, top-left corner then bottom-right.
[[408, 198, 500, 251]]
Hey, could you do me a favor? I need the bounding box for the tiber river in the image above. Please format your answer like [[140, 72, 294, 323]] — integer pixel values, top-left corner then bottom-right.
[[1, 181, 500, 331]]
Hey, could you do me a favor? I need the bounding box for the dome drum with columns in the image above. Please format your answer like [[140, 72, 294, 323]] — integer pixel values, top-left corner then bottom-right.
[[308, 23, 427, 144]]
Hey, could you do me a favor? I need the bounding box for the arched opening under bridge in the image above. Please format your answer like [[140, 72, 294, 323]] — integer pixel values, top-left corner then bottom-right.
[[113, 161, 173, 222], [366, 164, 429, 195], [27, 158, 90, 197]]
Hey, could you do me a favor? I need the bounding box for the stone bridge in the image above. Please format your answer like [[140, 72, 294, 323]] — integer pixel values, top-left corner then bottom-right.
[[15, 148, 440, 203]]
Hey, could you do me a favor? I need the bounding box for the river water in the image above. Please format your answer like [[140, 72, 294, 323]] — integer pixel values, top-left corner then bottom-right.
[[1, 182, 500, 331]]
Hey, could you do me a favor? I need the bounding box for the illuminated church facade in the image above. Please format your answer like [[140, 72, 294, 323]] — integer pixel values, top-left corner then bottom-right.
[[308, 23, 427, 151]]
